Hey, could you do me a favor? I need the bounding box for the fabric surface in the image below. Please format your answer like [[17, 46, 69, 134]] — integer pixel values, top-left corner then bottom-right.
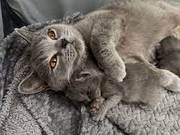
[[7, 0, 111, 24], [0, 14, 180, 135], [0, 1, 3, 40], [1, 0, 28, 38]]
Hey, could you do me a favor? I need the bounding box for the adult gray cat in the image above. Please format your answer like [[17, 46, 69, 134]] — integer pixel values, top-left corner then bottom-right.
[[15, 24, 180, 121], [15, 0, 180, 121]]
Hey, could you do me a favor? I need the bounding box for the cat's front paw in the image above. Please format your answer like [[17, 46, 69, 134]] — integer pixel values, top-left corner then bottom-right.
[[89, 97, 107, 122], [90, 99, 109, 122], [91, 105, 108, 122], [90, 97, 104, 115]]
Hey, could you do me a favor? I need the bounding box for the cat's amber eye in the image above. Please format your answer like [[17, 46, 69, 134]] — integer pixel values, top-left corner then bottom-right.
[[47, 29, 57, 40], [49, 55, 57, 70]]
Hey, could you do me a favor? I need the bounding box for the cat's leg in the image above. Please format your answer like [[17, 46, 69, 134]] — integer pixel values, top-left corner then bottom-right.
[[92, 94, 122, 122], [89, 86, 105, 114], [159, 69, 180, 92], [90, 76, 122, 121], [141, 58, 180, 93], [90, 97, 105, 114], [90, 20, 126, 82]]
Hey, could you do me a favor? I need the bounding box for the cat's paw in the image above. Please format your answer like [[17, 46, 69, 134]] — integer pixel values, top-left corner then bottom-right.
[[91, 105, 107, 122], [159, 69, 180, 92], [90, 99, 108, 122], [90, 97, 104, 115]]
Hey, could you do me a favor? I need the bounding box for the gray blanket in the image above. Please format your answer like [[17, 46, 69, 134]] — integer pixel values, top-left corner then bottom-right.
[[0, 14, 180, 135]]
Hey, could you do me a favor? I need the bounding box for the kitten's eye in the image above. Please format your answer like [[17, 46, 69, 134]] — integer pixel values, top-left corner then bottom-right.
[[48, 29, 57, 40], [49, 55, 57, 69]]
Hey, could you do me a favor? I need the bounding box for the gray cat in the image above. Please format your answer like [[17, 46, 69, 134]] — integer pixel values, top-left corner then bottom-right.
[[15, 0, 180, 121], [15, 25, 180, 121]]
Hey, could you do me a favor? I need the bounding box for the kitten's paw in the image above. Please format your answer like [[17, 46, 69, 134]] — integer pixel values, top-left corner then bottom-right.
[[90, 103, 107, 122], [90, 98, 107, 122], [90, 97, 104, 115]]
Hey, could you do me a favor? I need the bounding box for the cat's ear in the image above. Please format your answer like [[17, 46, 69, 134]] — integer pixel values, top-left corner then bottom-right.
[[18, 71, 49, 94], [15, 27, 33, 43]]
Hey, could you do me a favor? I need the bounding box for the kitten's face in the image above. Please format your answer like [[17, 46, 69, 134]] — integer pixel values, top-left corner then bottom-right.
[[21, 24, 86, 91]]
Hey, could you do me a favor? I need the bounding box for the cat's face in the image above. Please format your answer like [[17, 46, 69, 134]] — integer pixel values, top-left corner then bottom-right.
[[16, 24, 86, 94]]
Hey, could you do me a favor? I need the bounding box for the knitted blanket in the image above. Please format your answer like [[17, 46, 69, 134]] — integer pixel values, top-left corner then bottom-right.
[[0, 13, 180, 135]]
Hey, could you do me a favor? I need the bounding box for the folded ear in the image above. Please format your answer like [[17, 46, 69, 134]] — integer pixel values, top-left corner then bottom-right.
[[75, 71, 92, 82], [18, 71, 49, 94], [75, 68, 102, 82], [15, 27, 33, 43]]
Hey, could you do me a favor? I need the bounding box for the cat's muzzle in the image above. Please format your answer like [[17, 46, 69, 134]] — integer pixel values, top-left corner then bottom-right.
[[62, 44, 77, 62]]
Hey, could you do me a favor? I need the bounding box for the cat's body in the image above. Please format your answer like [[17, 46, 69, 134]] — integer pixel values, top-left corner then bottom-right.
[[74, 0, 180, 81], [15, 0, 180, 121]]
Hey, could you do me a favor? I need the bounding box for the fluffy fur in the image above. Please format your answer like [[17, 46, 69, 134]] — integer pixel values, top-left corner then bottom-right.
[[74, 0, 180, 81], [157, 36, 180, 76], [15, 0, 180, 121]]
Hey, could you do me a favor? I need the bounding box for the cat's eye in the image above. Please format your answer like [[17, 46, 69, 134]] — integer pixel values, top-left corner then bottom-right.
[[48, 29, 57, 40], [49, 55, 57, 70]]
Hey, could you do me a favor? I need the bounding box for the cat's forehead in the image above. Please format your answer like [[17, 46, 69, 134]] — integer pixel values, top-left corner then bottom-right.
[[36, 24, 82, 39], [44, 24, 77, 33]]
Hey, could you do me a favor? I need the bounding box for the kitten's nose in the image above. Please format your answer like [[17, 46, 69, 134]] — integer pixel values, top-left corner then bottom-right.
[[61, 38, 69, 48]]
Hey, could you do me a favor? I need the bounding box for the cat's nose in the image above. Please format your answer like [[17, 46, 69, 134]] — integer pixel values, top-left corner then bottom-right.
[[61, 38, 69, 48]]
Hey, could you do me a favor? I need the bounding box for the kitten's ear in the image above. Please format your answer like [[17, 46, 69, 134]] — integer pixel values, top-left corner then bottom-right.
[[18, 71, 48, 94], [75, 71, 92, 82], [15, 27, 33, 43]]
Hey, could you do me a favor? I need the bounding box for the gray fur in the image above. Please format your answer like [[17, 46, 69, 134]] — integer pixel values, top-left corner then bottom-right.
[[157, 36, 180, 76], [90, 59, 180, 121], [16, 24, 86, 94], [16, 0, 180, 121], [3, 6, 180, 135], [74, 0, 180, 81]]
